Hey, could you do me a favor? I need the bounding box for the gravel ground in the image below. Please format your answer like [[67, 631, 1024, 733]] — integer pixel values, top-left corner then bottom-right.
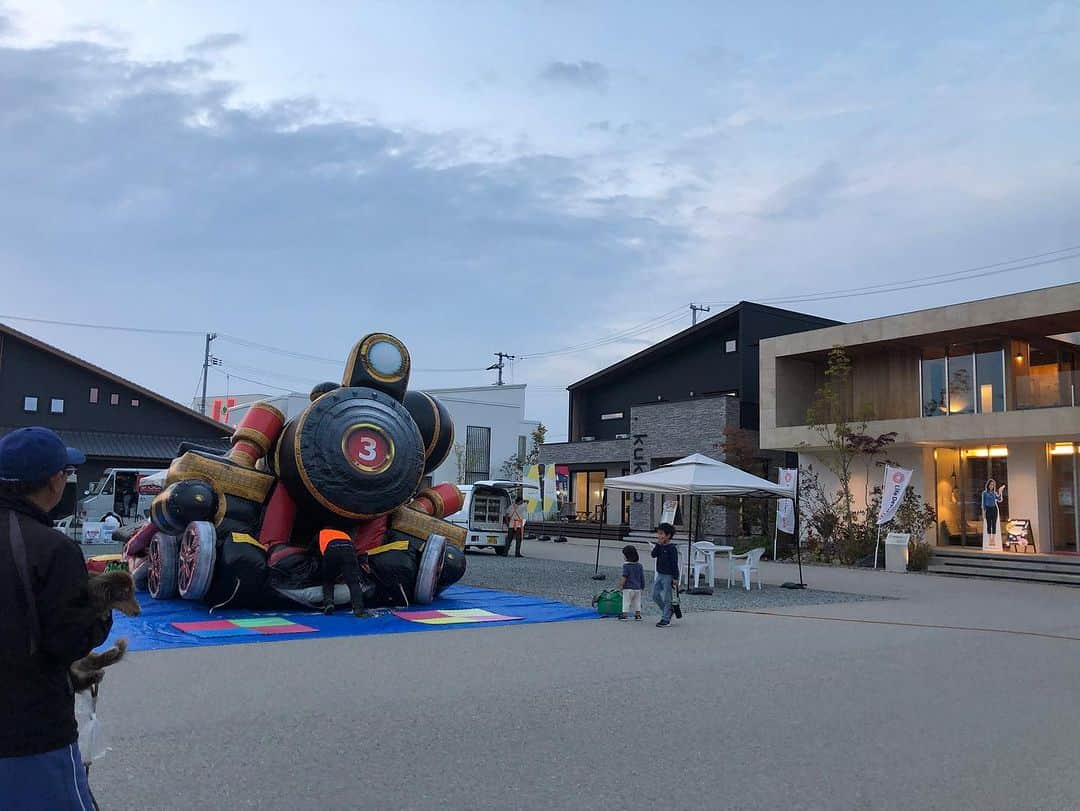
[[460, 549, 885, 614]]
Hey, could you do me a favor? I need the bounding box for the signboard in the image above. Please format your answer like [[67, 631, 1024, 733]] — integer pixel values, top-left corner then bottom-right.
[[1005, 519, 1034, 552], [884, 532, 910, 545], [877, 466, 914, 526], [776, 468, 798, 534]]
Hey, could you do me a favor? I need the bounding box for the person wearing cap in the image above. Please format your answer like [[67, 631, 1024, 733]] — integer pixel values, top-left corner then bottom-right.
[[317, 528, 375, 618], [0, 427, 114, 809]]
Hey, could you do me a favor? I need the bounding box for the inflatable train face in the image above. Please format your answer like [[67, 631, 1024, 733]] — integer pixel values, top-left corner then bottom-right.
[[275, 333, 454, 525]]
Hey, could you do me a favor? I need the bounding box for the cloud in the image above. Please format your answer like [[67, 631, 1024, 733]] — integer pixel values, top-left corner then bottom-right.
[[0, 33, 682, 411], [186, 32, 245, 55], [757, 161, 848, 220], [538, 60, 609, 90]]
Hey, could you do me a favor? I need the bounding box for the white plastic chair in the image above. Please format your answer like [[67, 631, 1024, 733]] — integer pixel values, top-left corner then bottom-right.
[[731, 547, 765, 591], [690, 541, 718, 588]]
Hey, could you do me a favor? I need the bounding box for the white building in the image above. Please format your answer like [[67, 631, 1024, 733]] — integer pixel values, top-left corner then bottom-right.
[[221, 384, 539, 488]]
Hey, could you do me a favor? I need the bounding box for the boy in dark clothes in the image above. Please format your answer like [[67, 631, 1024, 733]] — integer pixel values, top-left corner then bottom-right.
[[317, 529, 374, 618], [650, 522, 679, 628]]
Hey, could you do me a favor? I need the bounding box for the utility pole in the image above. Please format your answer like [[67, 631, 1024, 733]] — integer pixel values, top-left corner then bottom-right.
[[487, 352, 515, 386], [200, 332, 218, 415], [690, 303, 711, 325]]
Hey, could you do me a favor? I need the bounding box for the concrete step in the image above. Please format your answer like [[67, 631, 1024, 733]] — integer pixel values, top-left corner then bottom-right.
[[928, 553, 1080, 586]]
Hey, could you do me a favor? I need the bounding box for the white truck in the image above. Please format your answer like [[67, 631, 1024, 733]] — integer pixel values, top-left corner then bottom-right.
[[76, 467, 165, 526], [447, 480, 538, 557]]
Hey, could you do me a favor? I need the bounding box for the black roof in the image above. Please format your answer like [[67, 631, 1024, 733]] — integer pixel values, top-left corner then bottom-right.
[[567, 301, 839, 390], [0, 427, 229, 460]]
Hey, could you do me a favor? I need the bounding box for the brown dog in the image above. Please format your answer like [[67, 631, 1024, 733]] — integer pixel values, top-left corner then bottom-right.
[[69, 570, 140, 692]]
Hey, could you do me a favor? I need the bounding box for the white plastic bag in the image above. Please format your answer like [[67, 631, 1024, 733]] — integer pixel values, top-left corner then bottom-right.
[[75, 689, 111, 765]]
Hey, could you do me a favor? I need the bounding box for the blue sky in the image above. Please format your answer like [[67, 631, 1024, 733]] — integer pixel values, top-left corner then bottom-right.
[[1, 1, 1078, 438]]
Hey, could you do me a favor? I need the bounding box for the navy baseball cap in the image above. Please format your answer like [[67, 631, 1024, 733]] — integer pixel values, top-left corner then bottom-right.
[[0, 427, 86, 482]]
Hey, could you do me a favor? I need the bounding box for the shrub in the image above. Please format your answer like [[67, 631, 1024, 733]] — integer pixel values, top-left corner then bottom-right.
[[907, 540, 933, 571]]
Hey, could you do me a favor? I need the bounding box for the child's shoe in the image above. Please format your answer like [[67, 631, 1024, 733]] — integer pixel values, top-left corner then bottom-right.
[[323, 603, 335, 615], [656, 619, 670, 628], [634, 613, 643, 621], [617, 613, 628, 621]]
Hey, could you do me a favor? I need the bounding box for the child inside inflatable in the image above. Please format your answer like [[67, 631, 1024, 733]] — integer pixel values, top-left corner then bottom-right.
[[121, 333, 467, 611]]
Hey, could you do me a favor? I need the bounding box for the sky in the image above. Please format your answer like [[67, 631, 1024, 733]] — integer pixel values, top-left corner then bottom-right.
[[1, 0, 1078, 441]]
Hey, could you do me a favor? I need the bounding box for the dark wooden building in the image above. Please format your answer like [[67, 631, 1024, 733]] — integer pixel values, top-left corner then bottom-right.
[[540, 302, 838, 539], [0, 322, 230, 515]]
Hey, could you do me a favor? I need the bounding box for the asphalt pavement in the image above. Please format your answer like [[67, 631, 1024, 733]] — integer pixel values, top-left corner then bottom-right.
[[90, 548, 1080, 811]]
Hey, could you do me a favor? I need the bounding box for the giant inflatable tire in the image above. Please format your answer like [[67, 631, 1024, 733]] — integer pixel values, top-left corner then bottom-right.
[[147, 532, 180, 600], [436, 542, 466, 595], [178, 521, 217, 601], [414, 534, 446, 605], [277, 386, 425, 522], [150, 479, 218, 535], [403, 391, 455, 475]]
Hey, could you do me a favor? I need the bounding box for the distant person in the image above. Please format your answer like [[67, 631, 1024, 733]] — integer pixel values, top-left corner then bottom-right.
[[505, 497, 526, 557], [617, 545, 645, 621], [317, 529, 373, 618], [650, 522, 679, 628], [0, 427, 113, 809]]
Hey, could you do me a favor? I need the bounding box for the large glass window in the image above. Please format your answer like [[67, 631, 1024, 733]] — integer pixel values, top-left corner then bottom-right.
[[934, 445, 1008, 548], [1050, 442, 1078, 553], [573, 470, 607, 521], [921, 349, 947, 417], [975, 344, 1005, 413], [947, 345, 975, 415]]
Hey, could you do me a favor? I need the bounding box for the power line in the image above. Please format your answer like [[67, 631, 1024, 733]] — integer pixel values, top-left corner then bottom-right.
[[516, 307, 687, 359], [0, 314, 203, 336]]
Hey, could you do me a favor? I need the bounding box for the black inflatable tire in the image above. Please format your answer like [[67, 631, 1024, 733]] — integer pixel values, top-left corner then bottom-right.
[[148, 532, 179, 599], [436, 542, 466, 594], [178, 521, 217, 601], [403, 391, 455, 475], [414, 534, 446, 604], [278, 386, 425, 521]]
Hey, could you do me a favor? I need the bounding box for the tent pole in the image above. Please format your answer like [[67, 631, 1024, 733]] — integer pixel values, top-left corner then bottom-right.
[[782, 469, 807, 589], [591, 489, 607, 580]]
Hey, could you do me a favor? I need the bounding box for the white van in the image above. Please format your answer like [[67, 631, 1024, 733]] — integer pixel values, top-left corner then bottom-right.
[[447, 480, 538, 557], [77, 467, 164, 525]]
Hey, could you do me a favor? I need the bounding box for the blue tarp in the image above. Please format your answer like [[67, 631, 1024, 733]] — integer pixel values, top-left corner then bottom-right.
[[104, 585, 597, 652]]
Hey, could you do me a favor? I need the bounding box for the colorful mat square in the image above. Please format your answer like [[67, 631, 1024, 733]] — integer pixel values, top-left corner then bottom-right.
[[172, 617, 317, 638], [392, 608, 524, 625]]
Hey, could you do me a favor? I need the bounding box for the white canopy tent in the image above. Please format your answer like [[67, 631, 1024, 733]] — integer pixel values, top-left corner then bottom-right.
[[601, 453, 801, 589]]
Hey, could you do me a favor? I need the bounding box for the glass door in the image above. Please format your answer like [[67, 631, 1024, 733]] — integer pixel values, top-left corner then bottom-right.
[[1050, 443, 1079, 553]]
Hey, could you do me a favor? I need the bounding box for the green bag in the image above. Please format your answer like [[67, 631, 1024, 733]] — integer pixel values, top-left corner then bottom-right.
[[592, 589, 622, 616]]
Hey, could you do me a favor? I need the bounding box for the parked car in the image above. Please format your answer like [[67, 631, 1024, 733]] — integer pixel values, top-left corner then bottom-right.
[[447, 480, 538, 556]]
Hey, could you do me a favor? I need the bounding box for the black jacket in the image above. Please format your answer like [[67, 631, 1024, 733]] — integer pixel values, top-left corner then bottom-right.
[[0, 493, 113, 758], [651, 542, 680, 576]]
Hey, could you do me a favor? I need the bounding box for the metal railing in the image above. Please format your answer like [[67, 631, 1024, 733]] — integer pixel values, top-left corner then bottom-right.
[[1014, 370, 1079, 411]]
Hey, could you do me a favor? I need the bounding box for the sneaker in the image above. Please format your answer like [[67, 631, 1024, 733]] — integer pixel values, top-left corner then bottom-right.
[[634, 613, 643, 621], [323, 604, 335, 615], [617, 614, 628, 621], [656, 619, 670, 628]]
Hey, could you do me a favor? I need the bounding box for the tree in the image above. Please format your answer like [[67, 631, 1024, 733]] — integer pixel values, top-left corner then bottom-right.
[[805, 346, 865, 536]]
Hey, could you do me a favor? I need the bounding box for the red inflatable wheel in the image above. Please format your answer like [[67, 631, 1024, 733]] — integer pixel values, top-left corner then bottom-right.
[[178, 521, 217, 601], [148, 532, 179, 600]]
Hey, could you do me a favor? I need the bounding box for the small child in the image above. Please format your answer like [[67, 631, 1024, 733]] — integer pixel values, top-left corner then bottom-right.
[[317, 529, 374, 618], [618, 545, 645, 621]]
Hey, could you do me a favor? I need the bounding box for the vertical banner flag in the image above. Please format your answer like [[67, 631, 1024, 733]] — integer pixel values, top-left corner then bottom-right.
[[776, 468, 798, 534], [524, 464, 557, 520], [877, 466, 914, 525], [660, 497, 679, 525]]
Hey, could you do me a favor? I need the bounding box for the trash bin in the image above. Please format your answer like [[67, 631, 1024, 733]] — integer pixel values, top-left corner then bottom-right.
[[884, 533, 910, 572]]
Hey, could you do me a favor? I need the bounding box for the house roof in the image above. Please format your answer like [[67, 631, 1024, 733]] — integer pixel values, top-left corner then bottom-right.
[[0, 321, 231, 436], [567, 301, 839, 390], [0, 427, 230, 460]]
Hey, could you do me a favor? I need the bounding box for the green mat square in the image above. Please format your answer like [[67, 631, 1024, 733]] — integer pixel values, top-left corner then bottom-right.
[[232, 617, 293, 628]]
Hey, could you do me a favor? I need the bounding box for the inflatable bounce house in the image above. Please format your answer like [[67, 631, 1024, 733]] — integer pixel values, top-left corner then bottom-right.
[[120, 333, 467, 610]]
